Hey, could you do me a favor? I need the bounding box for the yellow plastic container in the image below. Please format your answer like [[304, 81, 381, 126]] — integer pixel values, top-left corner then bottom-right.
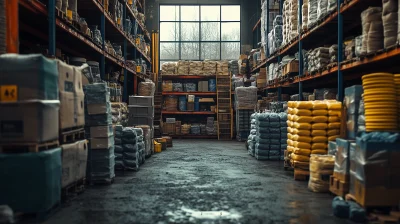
[[154, 141, 162, 153]]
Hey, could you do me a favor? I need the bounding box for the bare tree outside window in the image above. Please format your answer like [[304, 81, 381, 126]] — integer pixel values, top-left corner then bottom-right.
[[159, 5, 241, 65]]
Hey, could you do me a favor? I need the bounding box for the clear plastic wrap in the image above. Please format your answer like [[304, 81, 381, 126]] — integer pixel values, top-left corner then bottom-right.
[[308, 154, 335, 192], [361, 7, 384, 54], [138, 79, 155, 96], [382, 0, 398, 48], [235, 87, 258, 109]]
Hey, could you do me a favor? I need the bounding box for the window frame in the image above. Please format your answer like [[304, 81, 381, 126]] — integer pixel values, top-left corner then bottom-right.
[[159, 4, 241, 63]]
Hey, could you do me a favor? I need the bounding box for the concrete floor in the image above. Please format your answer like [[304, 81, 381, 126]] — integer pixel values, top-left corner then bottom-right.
[[44, 140, 350, 224]]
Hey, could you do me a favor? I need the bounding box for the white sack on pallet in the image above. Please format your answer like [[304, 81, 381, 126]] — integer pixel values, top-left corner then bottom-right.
[[189, 61, 203, 75], [161, 62, 177, 75], [202, 60, 217, 75], [177, 60, 190, 75], [361, 7, 383, 54]]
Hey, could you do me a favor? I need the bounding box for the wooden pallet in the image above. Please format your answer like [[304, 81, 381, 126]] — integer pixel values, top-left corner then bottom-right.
[[294, 169, 310, 181], [329, 175, 349, 197], [0, 140, 60, 153], [369, 211, 400, 224], [62, 178, 86, 202], [55, 7, 66, 20], [60, 127, 85, 144]]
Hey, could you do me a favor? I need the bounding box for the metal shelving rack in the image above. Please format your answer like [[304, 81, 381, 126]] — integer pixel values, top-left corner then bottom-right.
[[252, 0, 385, 102], [15, 0, 152, 102], [216, 75, 233, 140]]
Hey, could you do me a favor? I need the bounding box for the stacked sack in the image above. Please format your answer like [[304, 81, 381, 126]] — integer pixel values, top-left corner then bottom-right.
[[302, 0, 309, 31], [361, 7, 383, 55], [217, 61, 229, 75], [287, 101, 342, 168], [255, 113, 281, 160], [329, 44, 338, 64], [122, 127, 140, 171], [111, 103, 129, 126], [136, 125, 153, 157], [247, 113, 258, 156], [317, 0, 328, 20], [177, 60, 190, 75], [114, 125, 124, 170], [134, 128, 145, 165], [161, 62, 177, 75], [268, 16, 283, 55], [382, 0, 398, 48], [307, 47, 330, 73], [229, 60, 239, 75], [328, 0, 336, 13], [189, 61, 203, 75], [279, 113, 288, 160], [202, 60, 217, 76], [308, 0, 318, 29], [282, 0, 299, 46]]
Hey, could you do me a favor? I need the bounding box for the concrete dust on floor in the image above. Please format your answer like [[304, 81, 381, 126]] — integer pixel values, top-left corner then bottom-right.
[[44, 140, 350, 224]]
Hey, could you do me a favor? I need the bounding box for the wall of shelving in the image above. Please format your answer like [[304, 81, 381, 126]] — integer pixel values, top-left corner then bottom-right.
[[251, 0, 400, 102], [16, 0, 153, 102]]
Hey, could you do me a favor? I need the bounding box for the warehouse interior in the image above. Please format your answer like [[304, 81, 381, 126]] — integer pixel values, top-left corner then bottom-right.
[[1, 0, 400, 223]]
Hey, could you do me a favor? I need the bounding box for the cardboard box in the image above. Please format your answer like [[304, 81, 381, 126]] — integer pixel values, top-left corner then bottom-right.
[[87, 102, 110, 115], [0, 54, 59, 101], [282, 60, 299, 76], [76, 140, 88, 181], [58, 60, 75, 93], [59, 91, 75, 130], [75, 92, 85, 127], [0, 101, 59, 142], [90, 136, 114, 149], [89, 125, 113, 138], [62, 141, 77, 188], [74, 66, 84, 94]]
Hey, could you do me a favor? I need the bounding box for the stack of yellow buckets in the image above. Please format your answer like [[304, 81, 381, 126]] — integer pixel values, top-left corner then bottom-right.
[[287, 101, 342, 169], [362, 73, 399, 132]]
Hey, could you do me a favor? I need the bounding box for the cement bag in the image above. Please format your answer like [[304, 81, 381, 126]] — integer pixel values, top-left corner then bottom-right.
[[312, 110, 328, 116], [122, 143, 138, 153], [288, 107, 295, 115], [313, 101, 328, 110], [311, 149, 327, 154], [328, 135, 340, 141], [257, 113, 270, 122], [268, 122, 281, 128], [327, 101, 342, 110], [292, 129, 311, 136], [288, 101, 296, 108], [293, 108, 312, 116], [293, 141, 312, 149], [312, 136, 328, 143], [312, 130, 327, 136], [287, 120, 294, 127], [312, 123, 328, 130], [281, 127, 288, 133], [294, 122, 312, 130], [258, 127, 270, 134], [287, 139, 294, 146], [292, 154, 310, 162], [294, 148, 312, 156], [288, 114, 294, 121], [256, 143, 270, 150], [115, 145, 123, 153], [270, 144, 280, 150], [292, 135, 312, 143], [270, 128, 280, 134], [257, 133, 271, 139], [312, 116, 328, 123], [295, 101, 314, 109], [327, 129, 340, 136], [328, 110, 341, 117], [328, 116, 340, 122], [328, 122, 341, 129], [288, 133, 294, 140], [312, 143, 327, 150], [287, 146, 295, 152], [257, 138, 270, 145], [270, 134, 281, 140], [268, 113, 280, 122], [293, 115, 313, 123], [287, 127, 293, 133], [281, 144, 288, 149]]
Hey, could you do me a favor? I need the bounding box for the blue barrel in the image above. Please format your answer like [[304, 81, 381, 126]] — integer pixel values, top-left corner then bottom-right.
[[194, 102, 200, 111], [179, 96, 187, 111], [209, 79, 216, 92]]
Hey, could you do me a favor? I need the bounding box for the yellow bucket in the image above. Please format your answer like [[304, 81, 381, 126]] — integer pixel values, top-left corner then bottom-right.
[[154, 140, 162, 153]]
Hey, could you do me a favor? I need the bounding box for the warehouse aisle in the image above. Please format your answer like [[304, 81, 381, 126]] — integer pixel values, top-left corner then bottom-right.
[[44, 140, 348, 224]]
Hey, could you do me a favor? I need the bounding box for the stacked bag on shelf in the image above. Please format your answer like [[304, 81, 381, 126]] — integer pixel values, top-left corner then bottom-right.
[[217, 61, 229, 75], [202, 60, 217, 75], [360, 7, 383, 55], [161, 62, 177, 75], [248, 113, 258, 156], [279, 113, 288, 160], [302, 0, 309, 31], [189, 61, 203, 75], [282, 0, 299, 46], [268, 15, 283, 55], [317, 0, 328, 20], [382, 0, 397, 48], [177, 60, 190, 75], [308, 0, 318, 29]]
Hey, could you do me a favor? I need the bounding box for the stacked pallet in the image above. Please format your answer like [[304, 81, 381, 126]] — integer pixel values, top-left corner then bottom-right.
[[0, 54, 62, 216], [84, 83, 115, 185], [217, 75, 232, 140]]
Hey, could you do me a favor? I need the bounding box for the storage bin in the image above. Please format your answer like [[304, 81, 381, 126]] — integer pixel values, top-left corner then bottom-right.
[[154, 141, 162, 153]]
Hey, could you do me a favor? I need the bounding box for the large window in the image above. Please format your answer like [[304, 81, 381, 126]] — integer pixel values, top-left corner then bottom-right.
[[160, 5, 241, 64]]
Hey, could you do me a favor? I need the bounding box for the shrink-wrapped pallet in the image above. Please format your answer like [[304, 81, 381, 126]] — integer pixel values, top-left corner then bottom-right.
[[177, 60, 190, 75], [235, 87, 258, 110], [138, 80, 155, 96], [308, 154, 335, 192], [161, 62, 177, 75], [202, 60, 217, 75], [189, 61, 203, 75]]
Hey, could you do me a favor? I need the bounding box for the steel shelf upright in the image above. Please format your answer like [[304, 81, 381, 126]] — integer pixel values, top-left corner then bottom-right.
[[337, 0, 344, 102], [298, 0, 303, 101]]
